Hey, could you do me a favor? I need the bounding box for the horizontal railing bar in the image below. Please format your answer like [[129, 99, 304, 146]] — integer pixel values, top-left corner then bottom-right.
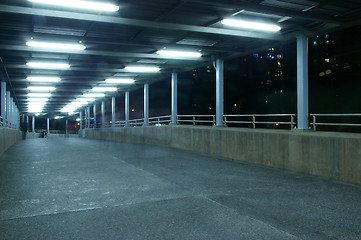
[[225, 114, 295, 117], [311, 114, 361, 117], [311, 123, 361, 127]]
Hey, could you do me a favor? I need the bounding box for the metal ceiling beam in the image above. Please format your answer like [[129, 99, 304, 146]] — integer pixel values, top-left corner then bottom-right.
[[183, 0, 345, 24], [0, 4, 282, 40]]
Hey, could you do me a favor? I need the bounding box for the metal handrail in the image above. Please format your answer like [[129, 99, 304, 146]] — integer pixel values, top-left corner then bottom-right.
[[310, 113, 361, 131], [81, 113, 361, 133], [224, 114, 296, 130]]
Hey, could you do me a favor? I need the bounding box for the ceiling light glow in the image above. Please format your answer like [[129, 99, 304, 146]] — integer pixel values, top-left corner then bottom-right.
[[156, 50, 202, 58], [28, 93, 52, 97], [221, 19, 281, 32], [83, 93, 105, 98], [28, 98, 49, 102], [105, 78, 135, 84], [27, 76, 61, 82], [28, 0, 119, 12], [26, 41, 86, 50], [27, 86, 56, 91], [27, 62, 70, 69], [125, 66, 160, 72]]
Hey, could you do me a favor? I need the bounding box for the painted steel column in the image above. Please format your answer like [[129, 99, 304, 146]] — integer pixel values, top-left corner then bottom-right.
[[125, 91, 129, 127], [87, 106, 90, 128], [32, 116, 35, 132], [47, 118, 50, 133], [6, 91, 10, 126], [171, 73, 177, 124], [101, 101, 105, 128], [144, 84, 149, 126], [215, 59, 224, 126], [1, 82, 5, 120], [26, 116, 29, 132], [297, 35, 309, 129], [10, 97, 14, 127], [93, 104, 97, 128], [79, 111, 82, 130], [111, 97, 115, 128], [65, 119, 68, 136]]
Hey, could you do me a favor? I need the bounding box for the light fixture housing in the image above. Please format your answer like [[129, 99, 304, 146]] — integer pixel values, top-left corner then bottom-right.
[[28, 93, 52, 97], [28, 0, 119, 12], [27, 62, 70, 69], [125, 66, 160, 72], [27, 86, 56, 91], [27, 76, 61, 82], [105, 78, 135, 84], [221, 19, 281, 32], [156, 50, 202, 58], [92, 87, 117, 92], [26, 41, 86, 50]]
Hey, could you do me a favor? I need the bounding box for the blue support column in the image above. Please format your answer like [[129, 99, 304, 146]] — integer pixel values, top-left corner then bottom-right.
[[6, 91, 10, 126], [171, 73, 177, 124], [297, 35, 309, 129], [10, 97, 14, 127], [215, 59, 224, 126], [87, 106, 90, 128], [0, 82, 5, 121], [93, 104, 97, 128], [26, 116, 29, 132], [101, 101, 105, 128], [47, 118, 50, 133], [32, 116, 35, 132], [125, 91, 129, 127], [144, 84, 149, 126], [65, 119, 68, 136], [111, 97, 115, 128], [79, 111, 83, 130]]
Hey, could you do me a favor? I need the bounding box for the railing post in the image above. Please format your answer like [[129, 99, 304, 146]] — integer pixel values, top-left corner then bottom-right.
[[224, 116, 227, 127], [252, 116, 256, 128], [193, 116, 195, 126], [313, 115, 316, 131], [291, 115, 294, 130], [213, 115, 215, 125]]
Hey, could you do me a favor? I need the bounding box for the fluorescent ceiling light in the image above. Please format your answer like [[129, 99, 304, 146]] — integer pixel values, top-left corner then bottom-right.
[[26, 41, 86, 50], [28, 93, 52, 97], [27, 76, 61, 82], [71, 101, 88, 105], [105, 78, 135, 84], [76, 118, 81, 121], [221, 19, 281, 32], [83, 93, 105, 98], [125, 66, 160, 72], [27, 86, 56, 91], [28, 98, 49, 102], [156, 50, 202, 58], [27, 62, 70, 69], [55, 116, 61, 119], [92, 87, 117, 92], [28, 0, 119, 12]]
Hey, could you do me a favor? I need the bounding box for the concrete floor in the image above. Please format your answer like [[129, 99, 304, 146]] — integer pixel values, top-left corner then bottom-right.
[[0, 138, 360, 240]]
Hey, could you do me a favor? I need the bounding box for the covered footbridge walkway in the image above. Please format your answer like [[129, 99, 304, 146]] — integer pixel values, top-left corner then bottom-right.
[[1, 137, 361, 239]]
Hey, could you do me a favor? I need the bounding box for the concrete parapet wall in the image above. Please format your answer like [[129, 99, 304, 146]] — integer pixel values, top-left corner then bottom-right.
[[0, 127, 21, 157], [82, 125, 361, 185]]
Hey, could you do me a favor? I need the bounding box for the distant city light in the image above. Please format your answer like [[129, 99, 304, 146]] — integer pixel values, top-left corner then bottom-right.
[[131, 108, 135, 112], [208, 106, 212, 110]]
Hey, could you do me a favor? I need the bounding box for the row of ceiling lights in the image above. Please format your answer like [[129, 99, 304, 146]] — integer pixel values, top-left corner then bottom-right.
[[24, 0, 282, 115]]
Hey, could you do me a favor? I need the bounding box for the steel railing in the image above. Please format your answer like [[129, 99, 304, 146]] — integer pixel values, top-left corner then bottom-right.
[[224, 114, 296, 129], [81, 113, 361, 133], [310, 114, 361, 131]]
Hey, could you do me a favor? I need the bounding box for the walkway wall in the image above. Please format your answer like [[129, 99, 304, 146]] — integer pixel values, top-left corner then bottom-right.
[[0, 127, 21, 157], [82, 125, 361, 185]]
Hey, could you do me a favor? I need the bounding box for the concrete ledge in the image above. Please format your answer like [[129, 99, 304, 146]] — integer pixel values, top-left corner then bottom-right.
[[82, 126, 361, 185], [0, 127, 22, 158]]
